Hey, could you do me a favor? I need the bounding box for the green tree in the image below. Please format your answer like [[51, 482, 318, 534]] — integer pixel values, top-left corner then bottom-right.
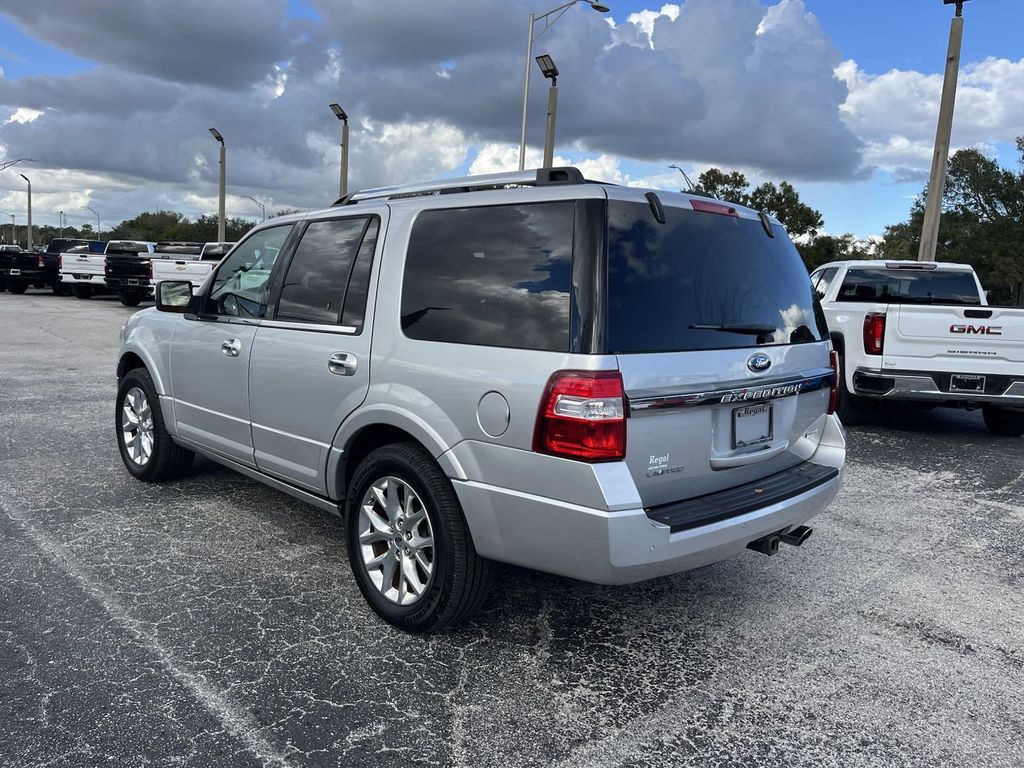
[[799, 234, 872, 272]]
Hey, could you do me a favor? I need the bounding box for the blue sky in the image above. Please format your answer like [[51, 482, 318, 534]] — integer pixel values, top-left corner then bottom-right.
[[1, 0, 1021, 238]]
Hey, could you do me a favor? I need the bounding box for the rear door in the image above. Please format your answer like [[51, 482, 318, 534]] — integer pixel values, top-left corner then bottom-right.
[[607, 193, 833, 507], [248, 213, 383, 493]]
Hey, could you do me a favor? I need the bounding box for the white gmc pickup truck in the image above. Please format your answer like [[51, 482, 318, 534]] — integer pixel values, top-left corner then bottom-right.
[[813, 260, 1024, 436], [149, 241, 233, 291]]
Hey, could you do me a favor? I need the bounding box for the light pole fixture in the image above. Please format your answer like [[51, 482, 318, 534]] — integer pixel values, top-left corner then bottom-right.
[[535, 55, 560, 169], [84, 205, 100, 240], [210, 128, 227, 242], [0, 157, 32, 172], [330, 103, 350, 199], [243, 195, 266, 222], [59, 209, 64, 237], [518, 1, 609, 171], [919, 0, 972, 261], [668, 164, 695, 192], [19, 173, 32, 251]]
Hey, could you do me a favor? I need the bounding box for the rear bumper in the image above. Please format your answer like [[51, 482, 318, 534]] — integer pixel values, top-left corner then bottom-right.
[[854, 368, 1024, 407], [105, 277, 151, 293], [452, 414, 846, 585], [2, 267, 48, 281], [62, 272, 105, 284]]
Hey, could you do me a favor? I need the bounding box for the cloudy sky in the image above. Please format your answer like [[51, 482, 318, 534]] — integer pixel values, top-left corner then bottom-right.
[[0, 0, 1022, 238]]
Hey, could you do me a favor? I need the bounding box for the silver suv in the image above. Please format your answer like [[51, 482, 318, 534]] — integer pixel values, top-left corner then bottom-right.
[[116, 168, 846, 632]]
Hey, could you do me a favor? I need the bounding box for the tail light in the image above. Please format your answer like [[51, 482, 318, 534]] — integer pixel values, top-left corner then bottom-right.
[[37, 255, 45, 268], [828, 350, 840, 415], [147, 260, 153, 280], [863, 312, 886, 355], [691, 199, 739, 218], [58, 254, 63, 270], [534, 371, 626, 462]]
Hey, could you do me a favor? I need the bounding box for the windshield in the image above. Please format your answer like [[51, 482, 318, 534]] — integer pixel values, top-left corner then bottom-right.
[[607, 201, 828, 353], [836, 268, 981, 305], [155, 243, 203, 255]]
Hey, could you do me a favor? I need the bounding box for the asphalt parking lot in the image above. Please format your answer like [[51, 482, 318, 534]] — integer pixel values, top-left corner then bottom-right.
[[1, 290, 1022, 768]]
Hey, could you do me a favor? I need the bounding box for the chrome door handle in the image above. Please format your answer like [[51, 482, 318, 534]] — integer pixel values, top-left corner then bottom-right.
[[328, 352, 358, 376], [221, 338, 242, 357]]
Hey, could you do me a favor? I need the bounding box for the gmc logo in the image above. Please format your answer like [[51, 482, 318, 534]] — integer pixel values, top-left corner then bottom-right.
[[950, 324, 1002, 336]]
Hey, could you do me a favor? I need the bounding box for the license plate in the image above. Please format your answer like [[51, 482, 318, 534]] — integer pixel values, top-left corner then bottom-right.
[[733, 404, 773, 449], [950, 374, 985, 393], [127, 278, 140, 286], [10, 269, 19, 275]]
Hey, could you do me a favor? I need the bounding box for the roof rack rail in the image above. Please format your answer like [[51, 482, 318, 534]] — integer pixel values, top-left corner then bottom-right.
[[339, 167, 584, 205]]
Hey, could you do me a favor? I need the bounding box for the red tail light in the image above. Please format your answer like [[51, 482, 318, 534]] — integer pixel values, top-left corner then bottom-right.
[[147, 260, 153, 280], [534, 371, 626, 462], [690, 199, 739, 218], [58, 254, 63, 270], [37, 255, 45, 268], [828, 350, 840, 415], [863, 312, 886, 356]]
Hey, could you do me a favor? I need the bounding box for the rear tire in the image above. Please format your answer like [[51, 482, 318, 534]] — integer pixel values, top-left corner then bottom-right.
[[73, 284, 94, 299], [0, 277, 6, 292], [119, 290, 141, 307], [7, 280, 27, 295], [345, 443, 493, 633], [51, 280, 71, 296], [982, 406, 1024, 437], [835, 355, 869, 426], [116, 368, 194, 482]]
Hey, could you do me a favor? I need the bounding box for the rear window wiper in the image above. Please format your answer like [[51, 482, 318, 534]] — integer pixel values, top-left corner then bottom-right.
[[690, 323, 778, 335]]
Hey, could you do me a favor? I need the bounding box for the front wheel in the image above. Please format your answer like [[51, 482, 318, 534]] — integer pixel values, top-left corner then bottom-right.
[[982, 406, 1024, 437], [345, 443, 493, 633], [73, 284, 94, 299], [119, 290, 141, 307], [7, 280, 27, 295], [116, 368, 194, 482]]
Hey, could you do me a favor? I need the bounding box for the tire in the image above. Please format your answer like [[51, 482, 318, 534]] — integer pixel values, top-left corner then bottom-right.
[[73, 284, 94, 299], [0, 277, 6, 292], [115, 367, 194, 482], [345, 442, 493, 633], [835, 354, 869, 426], [982, 406, 1024, 437], [51, 281, 71, 296], [119, 291, 141, 307], [7, 280, 27, 295]]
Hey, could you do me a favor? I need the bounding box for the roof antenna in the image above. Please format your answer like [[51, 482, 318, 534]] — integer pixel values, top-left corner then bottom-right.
[[668, 164, 695, 192]]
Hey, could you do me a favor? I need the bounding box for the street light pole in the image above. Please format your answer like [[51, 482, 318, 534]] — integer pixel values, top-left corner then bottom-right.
[[19, 174, 32, 251], [209, 128, 227, 242], [243, 195, 266, 222], [517, 1, 610, 171], [330, 103, 350, 198], [59, 210, 64, 238], [84, 205, 100, 240], [536, 55, 560, 169], [0, 158, 32, 172], [918, 0, 971, 262]]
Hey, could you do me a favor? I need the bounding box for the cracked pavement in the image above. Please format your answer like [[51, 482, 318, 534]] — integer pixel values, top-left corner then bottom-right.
[[1, 291, 1022, 767]]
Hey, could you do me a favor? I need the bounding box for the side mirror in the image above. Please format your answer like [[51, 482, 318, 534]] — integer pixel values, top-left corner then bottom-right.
[[156, 280, 194, 313]]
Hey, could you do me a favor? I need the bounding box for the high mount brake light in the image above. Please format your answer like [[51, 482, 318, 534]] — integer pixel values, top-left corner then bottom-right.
[[534, 371, 626, 462], [691, 199, 739, 218], [863, 312, 886, 356]]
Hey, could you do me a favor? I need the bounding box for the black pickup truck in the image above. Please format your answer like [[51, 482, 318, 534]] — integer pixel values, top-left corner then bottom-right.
[[0, 238, 105, 295], [103, 241, 160, 306]]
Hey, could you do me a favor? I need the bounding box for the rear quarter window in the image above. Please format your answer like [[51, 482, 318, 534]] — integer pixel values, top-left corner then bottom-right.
[[400, 202, 574, 352]]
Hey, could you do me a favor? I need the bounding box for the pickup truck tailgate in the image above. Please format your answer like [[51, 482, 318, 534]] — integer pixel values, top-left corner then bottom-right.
[[884, 305, 1024, 374]]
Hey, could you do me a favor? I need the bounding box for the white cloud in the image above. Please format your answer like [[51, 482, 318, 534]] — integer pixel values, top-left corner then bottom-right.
[[4, 107, 42, 124]]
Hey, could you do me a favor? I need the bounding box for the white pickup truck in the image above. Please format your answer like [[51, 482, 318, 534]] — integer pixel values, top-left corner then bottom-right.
[[61, 241, 156, 300], [149, 241, 233, 292], [813, 260, 1024, 436]]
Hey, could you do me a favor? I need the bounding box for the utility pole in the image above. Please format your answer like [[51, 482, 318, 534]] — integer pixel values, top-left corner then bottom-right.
[[918, 0, 971, 262], [209, 129, 227, 242], [536, 55, 560, 169], [59, 210, 64, 238], [330, 104, 350, 198]]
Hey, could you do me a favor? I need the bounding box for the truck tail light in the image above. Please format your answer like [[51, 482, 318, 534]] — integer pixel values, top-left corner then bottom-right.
[[58, 254, 63, 270], [863, 312, 886, 356], [147, 260, 153, 280], [828, 350, 840, 415], [534, 371, 626, 462], [37, 255, 45, 268]]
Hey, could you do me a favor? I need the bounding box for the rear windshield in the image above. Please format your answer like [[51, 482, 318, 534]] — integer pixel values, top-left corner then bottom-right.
[[836, 268, 981, 305], [155, 243, 203, 255], [607, 201, 828, 353]]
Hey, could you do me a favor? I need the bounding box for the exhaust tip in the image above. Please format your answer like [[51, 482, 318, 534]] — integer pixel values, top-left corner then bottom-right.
[[780, 525, 813, 547]]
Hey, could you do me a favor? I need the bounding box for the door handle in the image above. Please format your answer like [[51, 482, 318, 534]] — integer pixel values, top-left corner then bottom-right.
[[328, 352, 358, 376], [221, 338, 242, 357]]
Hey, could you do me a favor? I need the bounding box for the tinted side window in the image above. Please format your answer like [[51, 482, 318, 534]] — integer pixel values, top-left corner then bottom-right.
[[276, 218, 369, 324], [815, 267, 839, 299], [401, 203, 574, 351], [340, 219, 379, 331], [209, 225, 293, 318]]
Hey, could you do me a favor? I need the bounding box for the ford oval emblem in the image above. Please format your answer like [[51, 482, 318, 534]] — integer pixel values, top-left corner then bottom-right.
[[747, 353, 772, 373]]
